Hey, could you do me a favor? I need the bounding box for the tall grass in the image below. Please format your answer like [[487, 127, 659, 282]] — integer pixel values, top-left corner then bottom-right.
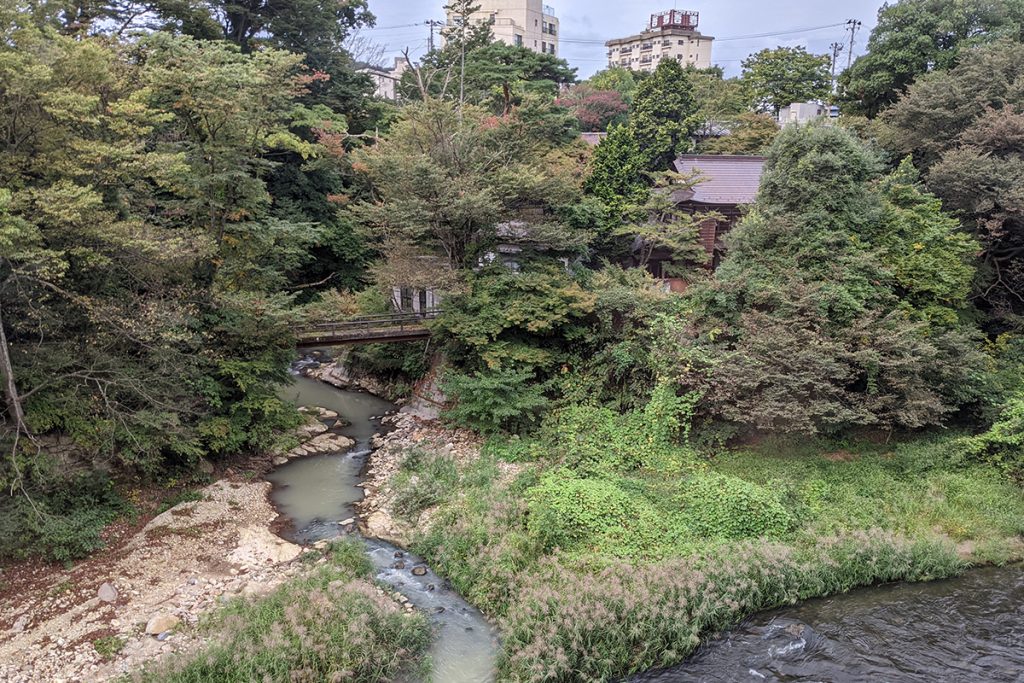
[[131, 540, 430, 683], [499, 531, 963, 682]]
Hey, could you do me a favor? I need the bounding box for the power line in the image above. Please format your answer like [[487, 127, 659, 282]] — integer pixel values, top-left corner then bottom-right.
[[555, 21, 849, 46], [714, 21, 848, 42]]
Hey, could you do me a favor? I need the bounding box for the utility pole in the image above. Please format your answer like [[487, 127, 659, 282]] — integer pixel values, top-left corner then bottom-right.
[[845, 19, 862, 70], [829, 41, 844, 92], [458, 10, 466, 119], [424, 19, 444, 52]]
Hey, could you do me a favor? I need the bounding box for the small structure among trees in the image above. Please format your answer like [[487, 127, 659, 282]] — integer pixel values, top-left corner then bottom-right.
[[671, 155, 765, 269]]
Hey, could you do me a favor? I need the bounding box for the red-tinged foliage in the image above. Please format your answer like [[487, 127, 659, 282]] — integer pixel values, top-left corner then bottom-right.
[[556, 85, 629, 132]]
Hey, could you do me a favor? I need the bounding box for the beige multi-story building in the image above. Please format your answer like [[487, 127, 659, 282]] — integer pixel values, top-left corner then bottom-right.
[[446, 0, 559, 56], [606, 10, 713, 73]]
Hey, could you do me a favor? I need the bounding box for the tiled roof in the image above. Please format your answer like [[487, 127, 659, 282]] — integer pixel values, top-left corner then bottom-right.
[[673, 155, 765, 205]]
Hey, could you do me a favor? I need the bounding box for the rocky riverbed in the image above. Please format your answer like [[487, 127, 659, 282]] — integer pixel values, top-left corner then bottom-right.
[[0, 409, 364, 683]]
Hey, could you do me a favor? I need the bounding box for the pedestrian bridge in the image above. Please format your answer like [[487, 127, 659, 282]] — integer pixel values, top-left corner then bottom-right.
[[293, 311, 439, 348]]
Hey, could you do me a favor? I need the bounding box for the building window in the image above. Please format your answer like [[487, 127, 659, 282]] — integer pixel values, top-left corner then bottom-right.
[[515, 34, 523, 46], [542, 41, 546, 52]]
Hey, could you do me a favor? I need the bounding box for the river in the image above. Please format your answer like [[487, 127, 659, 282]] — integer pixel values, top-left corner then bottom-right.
[[271, 360, 1022, 683], [633, 565, 1024, 682], [268, 367, 498, 683]]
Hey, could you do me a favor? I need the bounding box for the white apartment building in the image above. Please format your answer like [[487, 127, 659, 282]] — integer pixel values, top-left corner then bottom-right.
[[446, 0, 559, 55], [358, 58, 409, 101], [606, 10, 713, 73]]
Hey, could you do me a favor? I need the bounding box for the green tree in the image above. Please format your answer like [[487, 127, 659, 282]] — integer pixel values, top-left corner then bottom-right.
[[585, 66, 640, 105], [614, 172, 719, 273], [0, 19, 308, 559], [458, 42, 577, 115], [354, 99, 586, 271], [678, 125, 982, 433], [840, 0, 1024, 117], [741, 46, 831, 115], [586, 59, 699, 214], [689, 66, 748, 140], [879, 40, 1024, 327], [703, 112, 779, 154]]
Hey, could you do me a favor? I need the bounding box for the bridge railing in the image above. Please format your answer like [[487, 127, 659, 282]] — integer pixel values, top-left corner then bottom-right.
[[293, 309, 441, 341]]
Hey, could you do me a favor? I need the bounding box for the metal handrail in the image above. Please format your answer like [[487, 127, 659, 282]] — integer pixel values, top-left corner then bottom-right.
[[294, 310, 441, 336]]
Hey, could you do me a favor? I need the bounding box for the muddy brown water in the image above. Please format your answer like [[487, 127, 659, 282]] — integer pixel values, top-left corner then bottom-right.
[[269, 368, 498, 683]]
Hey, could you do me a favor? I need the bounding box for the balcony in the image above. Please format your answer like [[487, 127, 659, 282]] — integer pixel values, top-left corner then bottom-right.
[[640, 43, 653, 51]]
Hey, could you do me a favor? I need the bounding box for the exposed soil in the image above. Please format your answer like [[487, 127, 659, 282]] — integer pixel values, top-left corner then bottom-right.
[[0, 410, 350, 683]]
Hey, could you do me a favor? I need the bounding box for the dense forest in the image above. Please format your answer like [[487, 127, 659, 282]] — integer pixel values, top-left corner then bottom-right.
[[2, 0, 1024, 681]]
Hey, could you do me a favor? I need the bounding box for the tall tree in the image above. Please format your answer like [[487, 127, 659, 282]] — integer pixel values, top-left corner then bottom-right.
[[586, 59, 699, 214], [840, 0, 1024, 117], [741, 46, 831, 115], [353, 100, 588, 271], [880, 40, 1024, 327], [677, 125, 982, 433]]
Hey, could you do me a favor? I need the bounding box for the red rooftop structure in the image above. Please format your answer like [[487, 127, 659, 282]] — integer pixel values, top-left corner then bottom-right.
[[649, 10, 699, 30]]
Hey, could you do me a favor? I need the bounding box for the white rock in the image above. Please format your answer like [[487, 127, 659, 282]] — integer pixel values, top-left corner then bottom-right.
[[97, 582, 118, 603], [145, 613, 180, 635]]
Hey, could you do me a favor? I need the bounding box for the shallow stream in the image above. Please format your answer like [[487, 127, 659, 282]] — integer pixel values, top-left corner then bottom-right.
[[268, 368, 498, 683]]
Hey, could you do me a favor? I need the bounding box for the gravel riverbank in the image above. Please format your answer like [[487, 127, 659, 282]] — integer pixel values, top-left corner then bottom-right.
[[0, 409, 362, 683]]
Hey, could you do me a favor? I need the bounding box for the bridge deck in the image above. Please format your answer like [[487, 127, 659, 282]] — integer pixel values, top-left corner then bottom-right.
[[294, 311, 438, 348]]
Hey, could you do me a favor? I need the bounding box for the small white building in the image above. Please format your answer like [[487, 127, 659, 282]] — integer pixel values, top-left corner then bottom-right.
[[778, 102, 829, 125], [359, 58, 409, 101]]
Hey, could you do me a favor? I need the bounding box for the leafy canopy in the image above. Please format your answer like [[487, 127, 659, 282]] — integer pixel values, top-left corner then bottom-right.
[[678, 125, 982, 433], [840, 0, 1024, 117], [741, 46, 831, 115]]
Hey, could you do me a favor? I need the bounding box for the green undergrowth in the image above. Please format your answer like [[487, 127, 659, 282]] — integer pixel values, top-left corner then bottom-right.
[[130, 539, 430, 683], [398, 411, 1024, 681]]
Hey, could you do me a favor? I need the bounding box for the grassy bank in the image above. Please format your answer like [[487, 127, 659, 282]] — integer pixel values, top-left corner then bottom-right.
[[387, 414, 1024, 681], [130, 540, 430, 683]]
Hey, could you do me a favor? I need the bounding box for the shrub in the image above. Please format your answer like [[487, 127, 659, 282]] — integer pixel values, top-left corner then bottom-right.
[[525, 472, 666, 557], [680, 472, 793, 539], [963, 393, 1024, 482], [543, 383, 698, 476], [391, 449, 459, 520], [0, 470, 132, 563], [442, 367, 550, 434], [93, 635, 126, 660]]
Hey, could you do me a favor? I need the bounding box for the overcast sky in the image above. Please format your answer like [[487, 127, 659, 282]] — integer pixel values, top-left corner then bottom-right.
[[362, 0, 888, 78]]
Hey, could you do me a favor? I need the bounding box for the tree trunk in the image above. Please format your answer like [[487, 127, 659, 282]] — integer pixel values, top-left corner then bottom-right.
[[0, 297, 26, 433]]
